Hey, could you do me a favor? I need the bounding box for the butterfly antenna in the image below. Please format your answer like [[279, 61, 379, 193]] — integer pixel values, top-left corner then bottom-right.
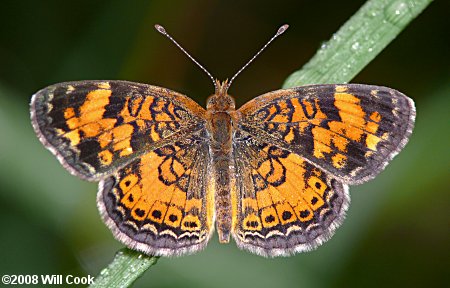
[[155, 24, 218, 92], [226, 24, 289, 91]]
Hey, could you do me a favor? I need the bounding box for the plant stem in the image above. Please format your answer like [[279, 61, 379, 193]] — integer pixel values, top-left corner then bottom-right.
[[89, 249, 159, 288], [283, 0, 433, 87], [90, 0, 432, 287]]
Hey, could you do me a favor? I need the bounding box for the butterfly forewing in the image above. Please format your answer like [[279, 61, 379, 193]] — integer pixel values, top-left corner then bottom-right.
[[31, 80, 207, 181], [237, 84, 415, 185]]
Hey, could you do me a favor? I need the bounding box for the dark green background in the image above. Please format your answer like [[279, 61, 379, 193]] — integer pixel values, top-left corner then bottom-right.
[[0, 1, 448, 287]]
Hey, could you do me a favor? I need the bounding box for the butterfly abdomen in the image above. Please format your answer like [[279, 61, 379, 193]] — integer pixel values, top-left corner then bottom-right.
[[207, 111, 234, 243]]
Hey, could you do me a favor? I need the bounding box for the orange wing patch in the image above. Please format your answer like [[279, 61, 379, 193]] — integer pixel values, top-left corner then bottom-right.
[[62, 89, 116, 145]]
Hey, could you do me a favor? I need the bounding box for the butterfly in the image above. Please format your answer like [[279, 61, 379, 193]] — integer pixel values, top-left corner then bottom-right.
[[30, 25, 415, 257]]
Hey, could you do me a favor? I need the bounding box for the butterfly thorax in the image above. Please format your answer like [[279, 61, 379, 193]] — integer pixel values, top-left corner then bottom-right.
[[206, 80, 236, 243]]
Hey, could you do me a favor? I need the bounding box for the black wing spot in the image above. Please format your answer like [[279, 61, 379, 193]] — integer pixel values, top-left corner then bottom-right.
[[134, 208, 145, 217], [246, 221, 259, 228], [151, 210, 162, 219], [184, 221, 198, 228], [265, 215, 276, 223], [282, 211, 292, 221], [299, 210, 310, 218]]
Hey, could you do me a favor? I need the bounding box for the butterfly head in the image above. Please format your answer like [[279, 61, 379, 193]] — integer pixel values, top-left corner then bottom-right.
[[207, 80, 235, 111]]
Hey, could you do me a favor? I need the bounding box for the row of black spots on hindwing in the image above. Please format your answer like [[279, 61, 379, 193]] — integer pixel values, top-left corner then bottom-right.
[[113, 161, 165, 233]]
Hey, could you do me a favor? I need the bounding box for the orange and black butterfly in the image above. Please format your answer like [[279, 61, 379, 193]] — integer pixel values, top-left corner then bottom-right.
[[30, 25, 415, 257]]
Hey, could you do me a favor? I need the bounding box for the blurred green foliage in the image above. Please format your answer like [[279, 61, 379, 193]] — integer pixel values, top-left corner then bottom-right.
[[0, 1, 448, 287]]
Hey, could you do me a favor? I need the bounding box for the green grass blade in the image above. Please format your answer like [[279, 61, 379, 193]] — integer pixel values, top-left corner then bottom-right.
[[283, 0, 433, 87], [89, 249, 159, 288]]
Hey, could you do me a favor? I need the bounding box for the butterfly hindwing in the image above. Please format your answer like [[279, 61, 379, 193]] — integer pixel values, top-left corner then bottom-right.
[[232, 131, 349, 256], [98, 130, 214, 256]]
